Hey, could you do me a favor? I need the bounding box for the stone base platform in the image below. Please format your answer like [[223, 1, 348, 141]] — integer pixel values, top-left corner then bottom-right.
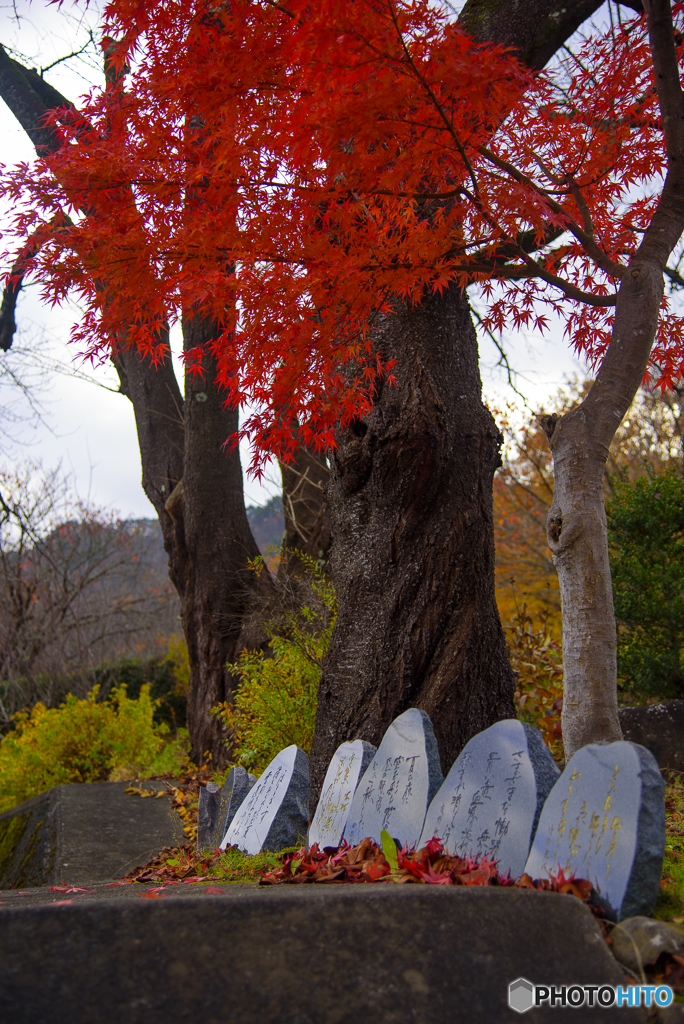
[[0, 780, 185, 889], [0, 885, 645, 1023]]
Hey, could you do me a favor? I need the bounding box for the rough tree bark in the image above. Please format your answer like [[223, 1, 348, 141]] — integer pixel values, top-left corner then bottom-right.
[[543, 0, 684, 758], [310, 0, 620, 801], [0, 46, 262, 764], [312, 288, 514, 793]]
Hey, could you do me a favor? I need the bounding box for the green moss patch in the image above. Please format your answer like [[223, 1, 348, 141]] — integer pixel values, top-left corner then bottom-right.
[[0, 812, 29, 885]]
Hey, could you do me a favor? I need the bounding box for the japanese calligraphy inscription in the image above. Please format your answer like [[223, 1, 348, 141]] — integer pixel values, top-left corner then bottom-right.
[[524, 740, 665, 920], [221, 745, 310, 856], [203, 766, 256, 851], [343, 709, 444, 849], [308, 739, 376, 849], [419, 719, 559, 877]]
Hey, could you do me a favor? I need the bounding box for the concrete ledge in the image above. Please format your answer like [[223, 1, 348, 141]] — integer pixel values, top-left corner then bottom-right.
[[0, 781, 184, 888], [0, 886, 644, 1023]]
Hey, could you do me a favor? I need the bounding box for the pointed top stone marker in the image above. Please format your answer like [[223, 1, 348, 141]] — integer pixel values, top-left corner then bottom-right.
[[343, 708, 443, 849], [418, 719, 559, 876], [221, 745, 309, 855], [308, 739, 376, 849]]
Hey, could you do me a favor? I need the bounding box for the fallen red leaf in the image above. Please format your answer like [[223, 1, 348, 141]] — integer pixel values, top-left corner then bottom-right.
[[258, 836, 596, 914]]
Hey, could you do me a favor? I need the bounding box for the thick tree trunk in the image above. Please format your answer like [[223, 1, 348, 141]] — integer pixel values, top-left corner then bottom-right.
[[310, 286, 515, 799], [112, 341, 186, 590], [181, 316, 262, 765], [116, 323, 263, 766], [545, 257, 682, 758], [543, 410, 623, 754], [309, 0, 613, 802]]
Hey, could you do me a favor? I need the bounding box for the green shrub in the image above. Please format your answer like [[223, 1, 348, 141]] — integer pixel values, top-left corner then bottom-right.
[[0, 685, 181, 812], [212, 552, 336, 774], [0, 654, 188, 737], [607, 469, 684, 700], [216, 636, 320, 773], [91, 655, 188, 730]]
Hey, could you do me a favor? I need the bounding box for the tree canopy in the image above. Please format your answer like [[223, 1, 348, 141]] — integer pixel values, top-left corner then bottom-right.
[[3, 0, 683, 472]]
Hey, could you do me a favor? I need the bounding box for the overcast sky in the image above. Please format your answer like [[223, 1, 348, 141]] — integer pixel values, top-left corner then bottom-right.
[[0, 0, 590, 520]]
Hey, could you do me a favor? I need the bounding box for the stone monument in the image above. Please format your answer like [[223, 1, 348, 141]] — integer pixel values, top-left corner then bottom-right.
[[524, 740, 665, 920], [221, 745, 310, 855], [308, 739, 376, 849], [418, 719, 560, 877], [343, 709, 443, 849], [197, 782, 221, 853], [197, 767, 256, 852]]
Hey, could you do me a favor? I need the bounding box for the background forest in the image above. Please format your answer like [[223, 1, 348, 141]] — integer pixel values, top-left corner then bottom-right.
[[2, 371, 682, 797], [0, 468, 286, 733]]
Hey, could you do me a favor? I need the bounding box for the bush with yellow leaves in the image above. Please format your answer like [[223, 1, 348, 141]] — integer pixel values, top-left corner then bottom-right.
[[212, 552, 336, 774], [0, 685, 179, 812], [506, 604, 564, 761]]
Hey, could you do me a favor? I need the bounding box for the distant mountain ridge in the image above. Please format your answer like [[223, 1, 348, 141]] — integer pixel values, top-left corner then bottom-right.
[[246, 495, 284, 553]]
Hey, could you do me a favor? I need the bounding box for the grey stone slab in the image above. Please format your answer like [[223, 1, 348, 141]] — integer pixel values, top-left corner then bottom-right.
[[419, 720, 560, 877], [0, 881, 261, 909], [619, 700, 684, 772], [308, 739, 376, 849], [343, 709, 444, 849], [197, 782, 221, 853], [0, 781, 184, 889], [0, 887, 644, 1023], [197, 768, 256, 853], [524, 741, 665, 921], [221, 745, 309, 855]]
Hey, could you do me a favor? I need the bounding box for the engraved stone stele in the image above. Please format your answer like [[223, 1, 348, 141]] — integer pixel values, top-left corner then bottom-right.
[[197, 767, 257, 853], [308, 740, 376, 849], [220, 745, 310, 856], [418, 719, 560, 878], [343, 709, 444, 849], [524, 740, 665, 920]]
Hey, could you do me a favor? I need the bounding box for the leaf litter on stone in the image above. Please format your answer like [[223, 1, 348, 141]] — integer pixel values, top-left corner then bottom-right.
[[258, 836, 600, 901]]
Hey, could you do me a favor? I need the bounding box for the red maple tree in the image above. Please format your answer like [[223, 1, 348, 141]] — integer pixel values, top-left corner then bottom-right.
[[6, 2, 680, 460], [3, 0, 684, 766]]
